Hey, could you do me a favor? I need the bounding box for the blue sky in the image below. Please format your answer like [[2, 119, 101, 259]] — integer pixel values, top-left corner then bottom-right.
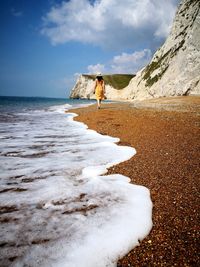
[[0, 0, 180, 98]]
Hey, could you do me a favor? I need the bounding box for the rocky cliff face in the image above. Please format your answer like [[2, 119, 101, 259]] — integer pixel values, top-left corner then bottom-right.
[[70, 75, 95, 99], [70, 74, 134, 100], [70, 0, 200, 100], [121, 0, 200, 100]]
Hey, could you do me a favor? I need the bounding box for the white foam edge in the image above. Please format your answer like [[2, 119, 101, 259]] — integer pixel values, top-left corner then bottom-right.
[[81, 144, 135, 178], [52, 173, 152, 267], [69, 110, 136, 179], [67, 113, 120, 142], [67, 112, 152, 262], [50, 101, 95, 114], [4, 109, 152, 267]]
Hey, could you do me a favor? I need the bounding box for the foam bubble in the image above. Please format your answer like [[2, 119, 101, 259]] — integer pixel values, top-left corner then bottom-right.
[[48, 101, 94, 114], [0, 105, 152, 267]]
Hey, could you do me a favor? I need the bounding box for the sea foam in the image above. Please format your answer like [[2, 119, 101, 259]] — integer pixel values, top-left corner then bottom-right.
[[0, 102, 152, 267]]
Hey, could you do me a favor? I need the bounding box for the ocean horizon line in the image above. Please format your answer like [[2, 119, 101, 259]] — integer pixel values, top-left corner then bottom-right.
[[0, 95, 68, 100]]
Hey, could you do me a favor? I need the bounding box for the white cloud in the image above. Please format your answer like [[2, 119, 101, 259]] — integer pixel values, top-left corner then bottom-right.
[[87, 63, 106, 74], [41, 0, 180, 49], [111, 49, 152, 73], [87, 49, 152, 74]]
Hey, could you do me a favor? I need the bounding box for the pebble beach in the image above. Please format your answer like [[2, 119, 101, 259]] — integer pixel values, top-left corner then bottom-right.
[[71, 96, 200, 266]]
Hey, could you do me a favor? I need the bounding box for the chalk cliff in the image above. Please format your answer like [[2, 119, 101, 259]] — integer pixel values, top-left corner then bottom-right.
[[70, 75, 95, 99], [70, 0, 200, 100], [70, 74, 134, 99]]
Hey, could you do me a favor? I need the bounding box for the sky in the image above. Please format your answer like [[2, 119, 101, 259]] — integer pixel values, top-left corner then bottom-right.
[[0, 0, 180, 98]]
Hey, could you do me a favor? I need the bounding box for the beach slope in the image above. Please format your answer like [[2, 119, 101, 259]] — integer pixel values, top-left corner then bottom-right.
[[70, 96, 200, 266]]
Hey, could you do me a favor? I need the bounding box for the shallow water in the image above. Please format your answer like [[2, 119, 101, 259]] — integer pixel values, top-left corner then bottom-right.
[[0, 97, 152, 267]]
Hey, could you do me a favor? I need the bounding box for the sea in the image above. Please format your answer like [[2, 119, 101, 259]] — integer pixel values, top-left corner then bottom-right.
[[0, 96, 152, 267]]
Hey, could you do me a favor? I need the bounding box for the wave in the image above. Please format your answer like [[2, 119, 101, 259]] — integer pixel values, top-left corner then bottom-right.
[[0, 100, 152, 267]]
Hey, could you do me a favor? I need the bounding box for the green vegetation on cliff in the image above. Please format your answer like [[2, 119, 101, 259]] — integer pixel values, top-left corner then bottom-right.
[[143, 38, 186, 87], [83, 74, 135, 90], [143, 50, 170, 87]]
